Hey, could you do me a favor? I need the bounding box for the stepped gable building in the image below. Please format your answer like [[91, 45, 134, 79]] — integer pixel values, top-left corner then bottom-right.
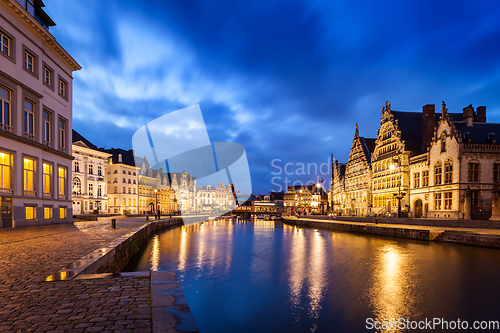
[[332, 101, 500, 220], [103, 148, 138, 215], [343, 124, 375, 216], [330, 159, 346, 214], [134, 156, 178, 214], [71, 130, 110, 215], [0, 0, 81, 227]]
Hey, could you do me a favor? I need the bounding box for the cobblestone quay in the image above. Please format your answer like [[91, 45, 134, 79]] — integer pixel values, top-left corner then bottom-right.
[[0, 217, 158, 333]]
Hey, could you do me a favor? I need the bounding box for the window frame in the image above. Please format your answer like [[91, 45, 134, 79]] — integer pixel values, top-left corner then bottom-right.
[[44, 205, 53, 220], [444, 192, 452, 210], [444, 159, 453, 184], [42, 109, 52, 146], [0, 84, 12, 132], [22, 45, 38, 77], [58, 75, 68, 100], [42, 63, 54, 90], [434, 192, 442, 210], [494, 163, 500, 183], [0, 149, 13, 194], [23, 156, 36, 197], [25, 205, 37, 220], [42, 161, 52, 198], [434, 161, 442, 185], [23, 98, 36, 141], [59, 206, 67, 219], [72, 177, 81, 195], [58, 166, 67, 199], [468, 162, 479, 182], [58, 117, 67, 152], [0, 28, 15, 62]]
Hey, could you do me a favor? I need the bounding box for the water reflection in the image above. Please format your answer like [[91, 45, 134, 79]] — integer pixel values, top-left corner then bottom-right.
[[150, 234, 160, 271], [367, 244, 419, 332], [127, 219, 500, 333]]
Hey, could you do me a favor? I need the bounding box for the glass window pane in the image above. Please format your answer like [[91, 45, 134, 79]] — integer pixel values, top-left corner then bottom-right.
[[0, 86, 9, 100]]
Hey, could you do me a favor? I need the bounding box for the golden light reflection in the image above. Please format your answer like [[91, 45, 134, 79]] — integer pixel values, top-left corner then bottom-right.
[[288, 227, 306, 323], [150, 234, 160, 271], [308, 229, 326, 319], [367, 244, 418, 333], [177, 226, 188, 272]]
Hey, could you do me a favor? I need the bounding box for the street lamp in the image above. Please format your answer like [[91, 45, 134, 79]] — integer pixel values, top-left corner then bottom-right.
[[391, 158, 406, 218], [154, 189, 158, 213]]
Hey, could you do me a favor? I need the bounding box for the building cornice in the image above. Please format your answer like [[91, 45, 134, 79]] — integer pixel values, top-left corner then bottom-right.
[[2, 0, 81, 72], [1, 129, 74, 160]]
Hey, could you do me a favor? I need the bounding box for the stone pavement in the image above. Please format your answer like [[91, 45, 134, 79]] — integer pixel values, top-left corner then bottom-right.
[[0, 216, 154, 333]]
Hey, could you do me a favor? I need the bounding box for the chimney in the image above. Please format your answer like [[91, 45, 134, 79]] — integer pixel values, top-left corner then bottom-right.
[[476, 106, 486, 123], [422, 104, 435, 152], [463, 105, 474, 127]]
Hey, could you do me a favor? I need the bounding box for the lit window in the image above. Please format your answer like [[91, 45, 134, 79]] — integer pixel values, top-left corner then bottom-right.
[[122, 198, 126, 206], [73, 177, 81, 195], [59, 78, 67, 98], [0, 85, 12, 132], [444, 159, 453, 184], [434, 161, 442, 185], [26, 206, 36, 220], [114, 197, 118, 206], [24, 50, 34, 73], [43, 110, 51, 146], [23, 99, 35, 140], [0, 31, 11, 56], [60, 207, 67, 219], [434, 192, 442, 210], [89, 183, 93, 196], [23, 157, 35, 196], [422, 171, 429, 186], [0, 151, 12, 193], [44, 206, 52, 220], [444, 192, 452, 210], [58, 118, 66, 151], [413, 172, 420, 188], [42, 162, 52, 197], [58, 167, 67, 198], [98, 184, 102, 197]]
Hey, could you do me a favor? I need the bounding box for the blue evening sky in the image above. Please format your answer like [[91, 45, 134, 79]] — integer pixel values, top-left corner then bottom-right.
[[45, 0, 500, 195]]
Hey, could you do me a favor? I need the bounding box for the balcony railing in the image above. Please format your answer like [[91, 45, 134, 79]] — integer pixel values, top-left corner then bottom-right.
[[23, 132, 36, 141], [43, 140, 52, 147], [0, 123, 13, 132], [43, 192, 52, 198], [24, 190, 36, 197], [0, 188, 13, 195], [58, 194, 66, 200]]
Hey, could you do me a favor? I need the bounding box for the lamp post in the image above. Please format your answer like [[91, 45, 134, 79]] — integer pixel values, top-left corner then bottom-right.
[[154, 189, 158, 213], [316, 177, 324, 214], [390, 158, 406, 218]]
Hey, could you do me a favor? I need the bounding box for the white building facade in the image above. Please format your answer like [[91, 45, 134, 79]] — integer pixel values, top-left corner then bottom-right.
[[0, 0, 81, 227], [71, 138, 110, 215]]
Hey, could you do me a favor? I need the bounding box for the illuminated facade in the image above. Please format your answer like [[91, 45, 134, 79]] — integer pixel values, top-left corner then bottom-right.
[[343, 124, 375, 216], [104, 149, 139, 215], [332, 101, 500, 220], [196, 183, 235, 214], [0, 0, 81, 227], [71, 131, 110, 214]]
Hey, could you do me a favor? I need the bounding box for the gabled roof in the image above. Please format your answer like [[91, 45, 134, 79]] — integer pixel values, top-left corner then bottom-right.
[[454, 121, 500, 144], [72, 130, 98, 150], [391, 110, 463, 153], [102, 148, 136, 167]]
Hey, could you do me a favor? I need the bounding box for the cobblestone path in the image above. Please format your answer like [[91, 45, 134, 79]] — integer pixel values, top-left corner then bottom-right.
[[0, 217, 153, 333]]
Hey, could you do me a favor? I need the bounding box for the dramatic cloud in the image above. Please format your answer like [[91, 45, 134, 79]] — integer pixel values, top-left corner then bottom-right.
[[46, 0, 500, 194]]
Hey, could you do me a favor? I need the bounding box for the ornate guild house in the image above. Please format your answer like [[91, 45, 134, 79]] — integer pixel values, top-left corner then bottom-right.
[[331, 101, 500, 220]]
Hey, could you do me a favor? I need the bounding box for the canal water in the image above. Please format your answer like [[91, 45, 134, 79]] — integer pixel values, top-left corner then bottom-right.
[[126, 219, 500, 332]]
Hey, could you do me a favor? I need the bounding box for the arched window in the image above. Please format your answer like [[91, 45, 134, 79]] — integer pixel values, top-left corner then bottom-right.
[[435, 161, 442, 185], [444, 159, 453, 184], [72, 177, 81, 195]]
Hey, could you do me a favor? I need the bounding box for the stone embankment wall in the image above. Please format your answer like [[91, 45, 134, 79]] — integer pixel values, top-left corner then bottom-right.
[[282, 217, 500, 249]]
